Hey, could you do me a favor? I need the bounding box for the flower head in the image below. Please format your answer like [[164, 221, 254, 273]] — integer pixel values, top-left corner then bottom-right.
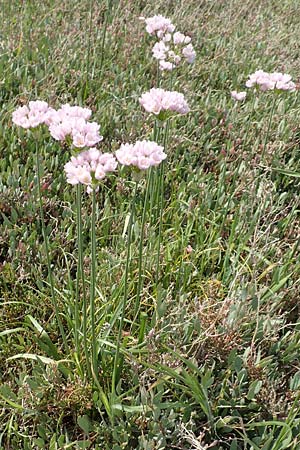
[[116, 140, 166, 170], [143, 15, 175, 38], [151, 32, 195, 71], [64, 148, 117, 192], [182, 43, 196, 63], [231, 90, 247, 101], [48, 104, 102, 148], [159, 60, 175, 71], [12, 100, 50, 128], [139, 88, 190, 118], [246, 70, 296, 92], [152, 41, 169, 60]]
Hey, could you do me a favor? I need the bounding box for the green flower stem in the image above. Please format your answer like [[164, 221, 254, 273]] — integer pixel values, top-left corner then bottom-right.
[[82, 0, 94, 101], [245, 95, 256, 149], [149, 122, 161, 226], [156, 59, 160, 87], [76, 184, 90, 378], [262, 94, 277, 160], [35, 143, 68, 352], [155, 119, 170, 286], [90, 188, 98, 381], [112, 180, 138, 397], [133, 170, 151, 320]]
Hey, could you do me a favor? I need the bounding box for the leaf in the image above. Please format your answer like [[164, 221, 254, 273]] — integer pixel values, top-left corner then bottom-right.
[[247, 380, 263, 400], [0, 385, 23, 410], [49, 434, 57, 450], [289, 371, 300, 390], [122, 213, 131, 238], [111, 403, 151, 413], [0, 327, 25, 336], [76, 441, 91, 450], [77, 415, 92, 434], [261, 274, 293, 301], [26, 315, 60, 360], [7, 353, 56, 364], [272, 167, 300, 178]]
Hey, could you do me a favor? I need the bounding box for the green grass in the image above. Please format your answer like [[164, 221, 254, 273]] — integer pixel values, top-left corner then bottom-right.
[[1, 0, 300, 448]]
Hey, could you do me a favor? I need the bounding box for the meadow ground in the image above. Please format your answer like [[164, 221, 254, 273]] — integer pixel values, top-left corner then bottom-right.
[[1, 0, 300, 449]]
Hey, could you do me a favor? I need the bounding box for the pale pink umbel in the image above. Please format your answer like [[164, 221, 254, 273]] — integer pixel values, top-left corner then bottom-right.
[[12, 100, 50, 129], [116, 140, 167, 170], [143, 15, 175, 38], [246, 70, 296, 92], [139, 88, 190, 116], [151, 32, 195, 70], [48, 105, 102, 148], [64, 148, 117, 193], [231, 91, 247, 101]]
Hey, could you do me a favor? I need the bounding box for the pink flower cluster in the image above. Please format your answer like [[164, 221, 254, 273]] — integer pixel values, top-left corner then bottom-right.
[[231, 91, 247, 101], [142, 15, 175, 38], [12, 101, 50, 128], [142, 15, 196, 71], [64, 140, 167, 192], [47, 104, 102, 148], [246, 70, 296, 92], [139, 88, 190, 116], [152, 31, 196, 70], [12, 101, 103, 148], [116, 140, 167, 170], [64, 148, 117, 193]]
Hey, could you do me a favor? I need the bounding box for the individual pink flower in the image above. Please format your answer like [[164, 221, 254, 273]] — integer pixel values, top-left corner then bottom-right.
[[182, 43, 196, 63], [159, 60, 175, 71], [151, 33, 195, 71], [246, 70, 273, 91], [143, 15, 175, 38], [152, 41, 169, 60], [116, 140, 166, 171], [49, 120, 73, 141], [64, 148, 117, 192], [168, 50, 181, 65], [162, 33, 172, 43], [12, 100, 50, 128], [173, 31, 191, 45], [139, 88, 190, 117], [269, 72, 296, 91], [71, 119, 102, 148], [231, 91, 247, 101], [59, 104, 92, 120], [44, 107, 60, 126]]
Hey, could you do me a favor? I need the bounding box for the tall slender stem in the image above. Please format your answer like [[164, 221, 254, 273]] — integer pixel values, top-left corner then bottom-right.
[[149, 123, 161, 226], [76, 184, 90, 377], [155, 119, 170, 285], [82, 0, 95, 101], [35, 143, 68, 351], [95, 0, 111, 89], [244, 94, 256, 158], [134, 172, 151, 320], [112, 181, 138, 396], [90, 189, 97, 379], [262, 94, 277, 160]]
